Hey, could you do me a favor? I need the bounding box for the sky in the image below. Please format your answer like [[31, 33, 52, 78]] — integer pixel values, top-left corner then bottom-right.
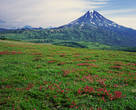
[[0, 0, 136, 29]]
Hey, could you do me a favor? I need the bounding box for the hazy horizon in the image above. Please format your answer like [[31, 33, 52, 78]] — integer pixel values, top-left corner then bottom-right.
[[0, 0, 136, 29]]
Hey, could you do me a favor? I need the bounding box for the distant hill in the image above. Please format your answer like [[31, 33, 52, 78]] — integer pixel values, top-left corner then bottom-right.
[[23, 25, 33, 29], [0, 10, 136, 49]]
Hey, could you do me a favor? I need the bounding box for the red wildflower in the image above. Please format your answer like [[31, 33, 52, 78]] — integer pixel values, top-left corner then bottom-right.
[[114, 84, 118, 88], [77, 63, 90, 66], [77, 63, 98, 67], [39, 85, 42, 91], [111, 66, 122, 69], [97, 107, 102, 110], [6, 85, 12, 89], [125, 84, 128, 86], [48, 60, 56, 63], [0, 51, 8, 55], [96, 88, 104, 92], [114, 91, 122, 99], [83, 86, 94, 93], [69, 105, 74, 108], [77, 88, 82, 94], [26, 88, 30, 91], [90, 107, 93, 110], [54, 96, 57, 98], [71, 101, 76, 106], [62, 70, 70, 76], [110, 96, 113, 101], [61, 90, 64, 93], [26, 83, 34, 91], [101, 96, 106, 102]]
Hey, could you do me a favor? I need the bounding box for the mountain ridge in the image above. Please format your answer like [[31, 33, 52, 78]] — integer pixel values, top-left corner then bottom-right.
[[67, 10, 119, 28], [54, 10, 136, 47], [59, 10, 134, 31], [0, 10, 136, 48]]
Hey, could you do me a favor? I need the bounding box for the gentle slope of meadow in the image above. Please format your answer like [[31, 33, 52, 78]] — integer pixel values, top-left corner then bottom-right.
[[0, 40, 136, 110]]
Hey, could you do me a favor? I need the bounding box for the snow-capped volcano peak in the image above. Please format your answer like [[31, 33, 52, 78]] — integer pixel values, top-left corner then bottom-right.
[[89, 10, 98, 14], [68, 10, 119, 28], [90, 10, 94, 13], [89, 10, 95, 14], [83, 10, 99, 19]]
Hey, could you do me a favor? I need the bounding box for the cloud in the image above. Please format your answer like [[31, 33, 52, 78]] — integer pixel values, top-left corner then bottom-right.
[[0, 0, 108, 28], [1, 0, 136, 29], [99, 9, 136, 29], [0, 19, 5, 23], [101, 9, 136, 15], [110, 15, 136, 29]]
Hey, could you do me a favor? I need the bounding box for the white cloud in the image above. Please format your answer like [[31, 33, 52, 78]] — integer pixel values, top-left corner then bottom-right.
[[110, 16, 136, 29], [100, 9, 136, 29], [1, 0, 136, 29], [0, 0, 108, 28], [101, 9, 136, 15]]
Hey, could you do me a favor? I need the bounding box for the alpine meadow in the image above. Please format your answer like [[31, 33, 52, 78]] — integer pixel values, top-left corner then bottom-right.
[[0, 0, 136, 110]]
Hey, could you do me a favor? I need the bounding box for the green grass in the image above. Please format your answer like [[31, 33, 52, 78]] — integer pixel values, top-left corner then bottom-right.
[[0, 40, 136, 110]]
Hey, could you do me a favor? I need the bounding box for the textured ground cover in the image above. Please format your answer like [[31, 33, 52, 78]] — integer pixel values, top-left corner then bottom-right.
[[0, 40, 136, 110]]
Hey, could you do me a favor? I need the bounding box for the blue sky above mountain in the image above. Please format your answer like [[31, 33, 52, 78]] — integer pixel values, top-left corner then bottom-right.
[[0, 0, 136, 29]]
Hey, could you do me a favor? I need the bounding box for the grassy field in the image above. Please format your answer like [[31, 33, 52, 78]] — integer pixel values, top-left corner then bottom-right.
[[0, 40, 136, 110]]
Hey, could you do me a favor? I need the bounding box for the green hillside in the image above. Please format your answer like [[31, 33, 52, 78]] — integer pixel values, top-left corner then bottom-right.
[[1, 28, 136, 52], [0, 40, 136, 110]]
